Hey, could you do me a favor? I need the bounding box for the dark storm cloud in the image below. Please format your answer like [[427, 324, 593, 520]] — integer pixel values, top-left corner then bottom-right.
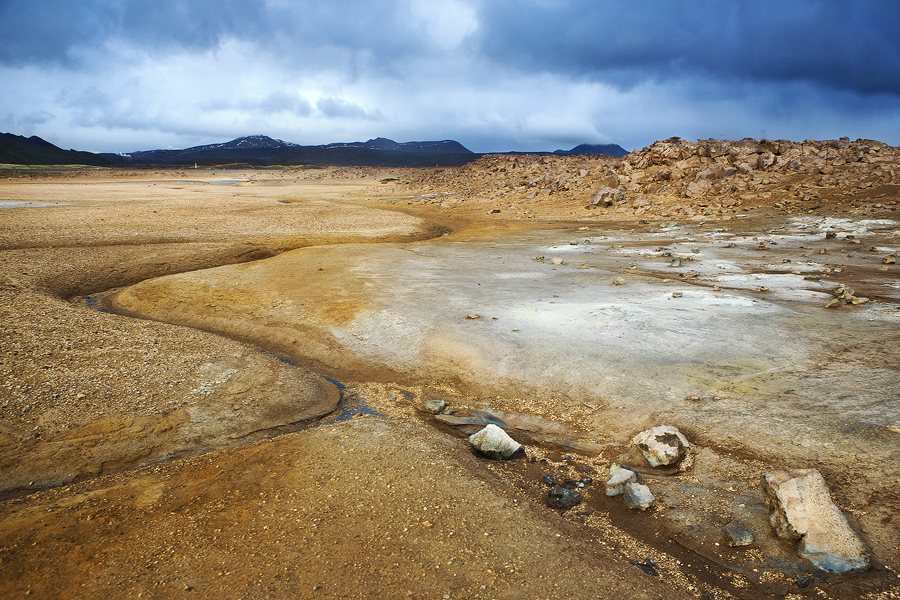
[[476, 1, 900, 97], [0, 0, 261, 63], [4, 0, 897, 95]]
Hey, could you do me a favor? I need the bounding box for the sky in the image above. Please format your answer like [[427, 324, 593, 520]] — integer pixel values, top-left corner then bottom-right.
[[1, 0, 899, 154]]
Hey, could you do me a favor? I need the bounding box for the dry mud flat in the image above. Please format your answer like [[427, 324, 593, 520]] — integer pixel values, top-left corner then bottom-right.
[[0, 156, 899, 599]]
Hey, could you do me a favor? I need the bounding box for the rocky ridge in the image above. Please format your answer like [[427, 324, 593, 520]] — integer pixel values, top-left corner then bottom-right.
[[397, 137, 900, 219]]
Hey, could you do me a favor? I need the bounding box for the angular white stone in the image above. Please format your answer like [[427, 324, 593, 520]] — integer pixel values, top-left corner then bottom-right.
[[624, 482, 656, 511], [468, 424, 523, 460], [762, 469, 868, 573], [605, 466, 637, 496]]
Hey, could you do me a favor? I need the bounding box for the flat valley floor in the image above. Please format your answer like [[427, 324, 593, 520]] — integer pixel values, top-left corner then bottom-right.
[[1, 165, 899, 599]]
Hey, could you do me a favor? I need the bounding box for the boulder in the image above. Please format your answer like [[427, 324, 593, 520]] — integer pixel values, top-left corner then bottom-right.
[[736, 162, 754, 175], [758, 152, 777, 170], [590, 186, 624, 207], [762, 469, 868, 572], [468, 424, 523, 460], [631, 426, 692, 468], [624, 482, 656, 511], [684, 181, 709, 198]]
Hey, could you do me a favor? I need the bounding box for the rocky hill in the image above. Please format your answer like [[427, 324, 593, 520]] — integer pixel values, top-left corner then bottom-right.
[[0, 132, 127, 166], [181, 135, 298, 152], [554, 143, 628, 157], [326, 137, 472, 154], [396, 137, 899, 220]]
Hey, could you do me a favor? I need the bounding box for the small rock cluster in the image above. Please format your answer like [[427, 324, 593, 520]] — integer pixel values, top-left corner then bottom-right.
[[604, 426, 694, 512], [464, 415, 869, 574], [825, 283, 869, 308]]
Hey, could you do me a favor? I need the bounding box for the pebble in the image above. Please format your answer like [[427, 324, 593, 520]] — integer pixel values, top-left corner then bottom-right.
[[722, 522, 754, 547], [630, 557, 659, 576], [547, 487, 583, 509], [423, 398, 447, 414]]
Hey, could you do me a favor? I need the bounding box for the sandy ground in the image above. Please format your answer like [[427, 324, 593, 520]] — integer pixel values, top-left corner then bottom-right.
[[1, 167, 899, 599]]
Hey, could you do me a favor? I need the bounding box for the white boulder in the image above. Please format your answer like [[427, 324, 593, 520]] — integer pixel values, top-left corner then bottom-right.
[[631, 426, 692, 468], [762, 469, 868, 573], [469, 424, 523, 460]]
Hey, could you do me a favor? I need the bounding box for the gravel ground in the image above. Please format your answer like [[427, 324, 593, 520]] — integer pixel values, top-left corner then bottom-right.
[[1, 168, 898, 599]]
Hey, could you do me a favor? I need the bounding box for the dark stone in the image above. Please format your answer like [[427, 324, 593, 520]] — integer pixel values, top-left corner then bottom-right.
[[547, 487, 583, 509], [722, 521, 754, 547], [631, 557, 659, 576], [542, 475, 555, 486], [797, 574, 814, 588]]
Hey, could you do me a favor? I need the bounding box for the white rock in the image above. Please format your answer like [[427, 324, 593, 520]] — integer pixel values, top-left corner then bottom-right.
[[631, 426, 691, 468], [762, 469, 868, 572], [468, 424, 523, 460], [624, 482, 656, 510], [605, 466, 637, 496]]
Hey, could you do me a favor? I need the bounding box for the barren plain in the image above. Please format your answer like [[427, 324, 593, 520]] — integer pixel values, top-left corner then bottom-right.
[[2, 137, 900, 599]]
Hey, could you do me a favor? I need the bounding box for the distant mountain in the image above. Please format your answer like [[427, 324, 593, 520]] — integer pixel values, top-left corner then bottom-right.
[[0, 132, 129, 166], [1, 132, 629, 168], [183, 135, 299, 152], [554, 143, 629, 158], [128, 135, 478, 167], [326, 137, 473, 154]]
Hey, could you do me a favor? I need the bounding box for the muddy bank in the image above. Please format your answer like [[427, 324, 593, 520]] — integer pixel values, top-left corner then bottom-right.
[[0, 175, 439, 497]]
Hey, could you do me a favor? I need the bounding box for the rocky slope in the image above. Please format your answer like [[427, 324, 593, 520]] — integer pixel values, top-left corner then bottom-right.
[[397, 137, 899, 220]]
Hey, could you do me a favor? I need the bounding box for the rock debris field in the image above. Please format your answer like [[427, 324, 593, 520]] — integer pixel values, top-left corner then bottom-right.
[[1, 138, 900, 599]]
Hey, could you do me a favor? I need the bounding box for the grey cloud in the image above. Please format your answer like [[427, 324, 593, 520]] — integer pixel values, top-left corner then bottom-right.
[[316, 97, 382, 121], [253, 91, 312, 117], [3, 110, 55, 129], [0, 0, 442, 69]]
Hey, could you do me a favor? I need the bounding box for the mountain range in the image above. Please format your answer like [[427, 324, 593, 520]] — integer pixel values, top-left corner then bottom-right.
[[1, 132, 628, 168]]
